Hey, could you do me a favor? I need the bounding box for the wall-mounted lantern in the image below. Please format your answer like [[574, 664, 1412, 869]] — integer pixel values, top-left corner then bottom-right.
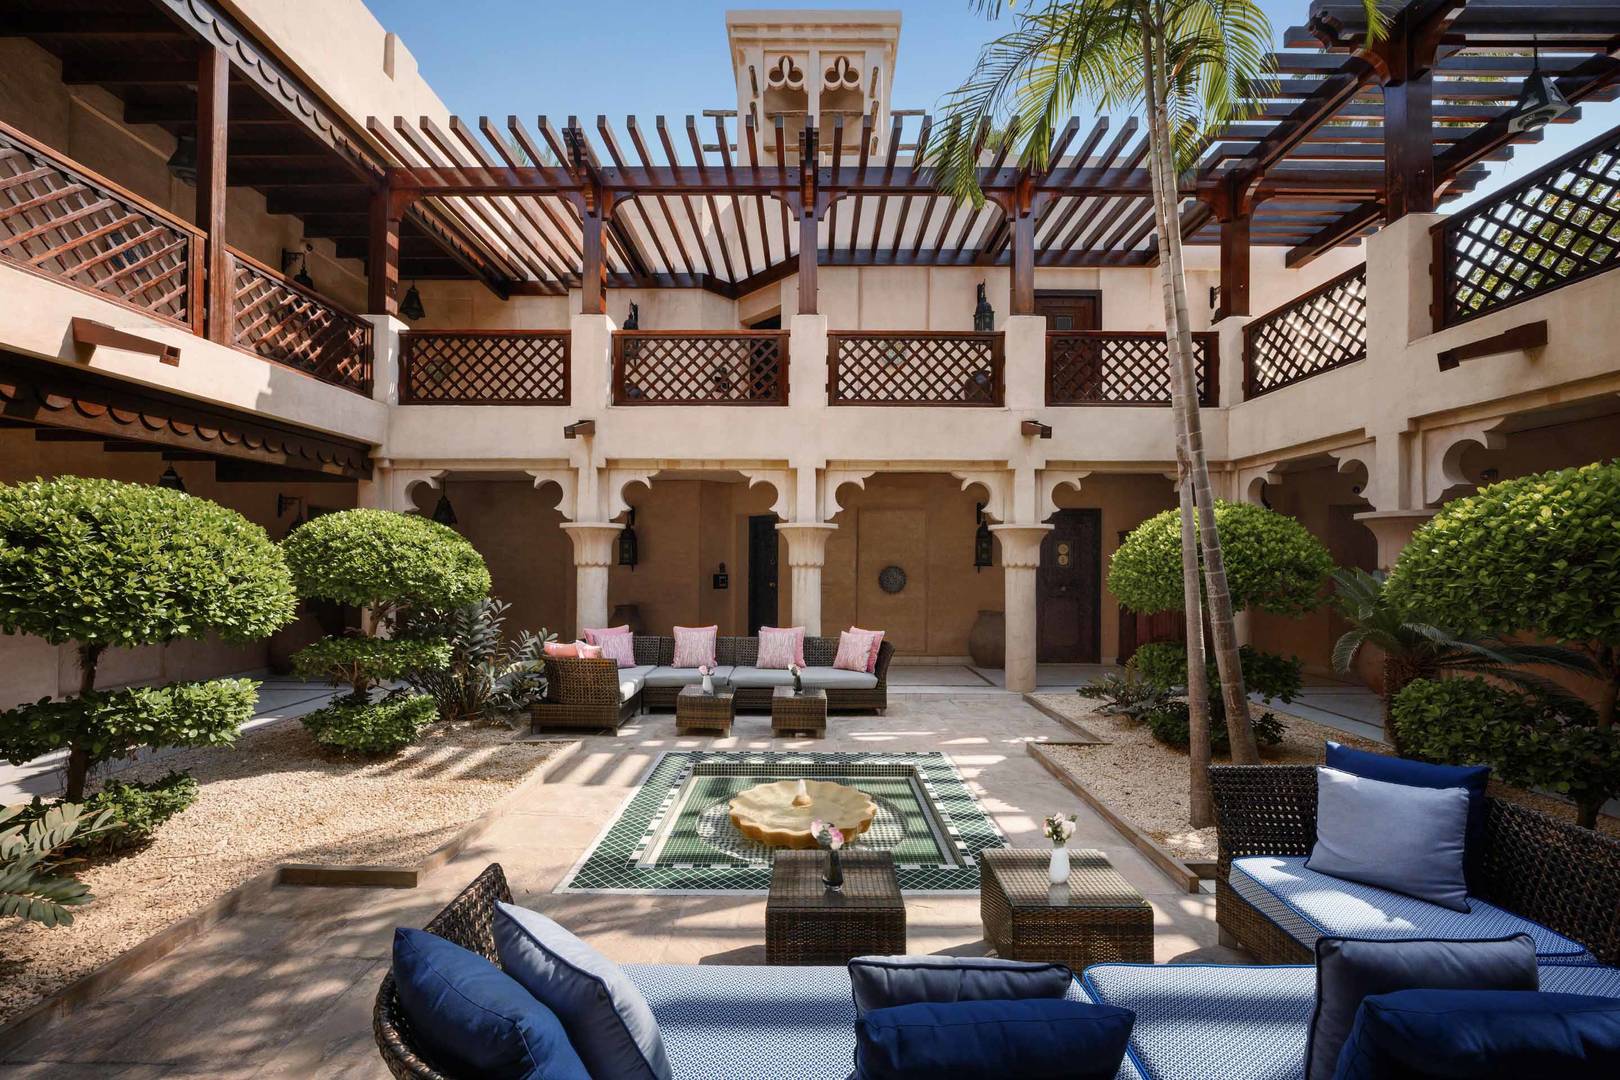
[[281, 244, 315, 291], [431, 491, 458, 527], [623, 301, 640, 330], [158, 465, 187, 493], [974, 503, 994, 570], [713, 562, 730, 590], [400, 282, 427, 321], [618, 509, 639, 569], [973, 282, 995, 332]]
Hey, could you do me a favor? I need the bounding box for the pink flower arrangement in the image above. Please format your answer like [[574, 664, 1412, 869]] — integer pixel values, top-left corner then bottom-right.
[[809, 818, 845, 850], [697, 664, 714, 677]]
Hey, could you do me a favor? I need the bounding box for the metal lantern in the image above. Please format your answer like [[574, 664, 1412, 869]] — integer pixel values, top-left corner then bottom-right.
[[618, 509, 639, 568], [974, 503, 994, 569], [431, 491, 458, 526], [1508, 63, 1571, 133], [158, 465, 187, 493], [166, 135, 198, 185], [400, 282, 427, 321], [623, 301, 640, 330], [973, 282, 995, 332]]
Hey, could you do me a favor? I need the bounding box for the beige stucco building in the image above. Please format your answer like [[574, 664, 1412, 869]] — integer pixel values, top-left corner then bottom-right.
[[3, 1, 1618, 707]]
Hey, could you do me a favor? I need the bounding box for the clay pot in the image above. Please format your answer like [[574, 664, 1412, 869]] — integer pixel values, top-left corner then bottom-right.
[[968, 609, 1005, 669], [609, 603, 644, 635]]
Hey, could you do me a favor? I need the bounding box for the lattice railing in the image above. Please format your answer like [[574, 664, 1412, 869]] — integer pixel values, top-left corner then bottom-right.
[[1243, 265, 1367, 398], [612, 331, 788, 405], [827, 331, 1004, 406], [1436, 122, 1620, 328], [0, 119, 202, 327], [400, 331, 569, 404], [1046, 331, 1219, 406], [228, 250, 372, 394]]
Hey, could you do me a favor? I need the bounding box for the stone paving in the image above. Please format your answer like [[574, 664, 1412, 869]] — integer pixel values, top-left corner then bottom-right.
[[0, 690, 1243, 1078]]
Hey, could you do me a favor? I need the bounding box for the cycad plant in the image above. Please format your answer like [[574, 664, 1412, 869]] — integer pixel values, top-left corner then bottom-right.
[[933, 0, 1386, 819], [1330, 567, 1596, 753], [1, 802, 116, 928], [394, 598, 554, 722]]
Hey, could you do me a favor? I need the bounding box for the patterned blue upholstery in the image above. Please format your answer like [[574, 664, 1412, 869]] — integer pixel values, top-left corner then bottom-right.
[[1081, 961, 1620, 1080], [1230, 856, 1595, 965]]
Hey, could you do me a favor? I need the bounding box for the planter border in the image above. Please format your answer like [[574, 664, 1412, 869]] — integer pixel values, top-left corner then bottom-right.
[[1022, 693, 1106, 742], [0, 736, 580, 1054], [1026, 740, 1204, 893]]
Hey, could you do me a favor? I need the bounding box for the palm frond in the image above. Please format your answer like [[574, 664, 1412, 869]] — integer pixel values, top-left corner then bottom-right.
[[1331, 628, 1369, 675]]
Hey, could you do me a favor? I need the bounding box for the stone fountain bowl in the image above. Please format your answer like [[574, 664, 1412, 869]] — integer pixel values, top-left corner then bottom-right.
[[727, 779, 878, 849]]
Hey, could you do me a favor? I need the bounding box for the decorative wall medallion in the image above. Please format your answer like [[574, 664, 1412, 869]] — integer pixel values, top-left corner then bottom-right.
[[878, 565, 907, 594]]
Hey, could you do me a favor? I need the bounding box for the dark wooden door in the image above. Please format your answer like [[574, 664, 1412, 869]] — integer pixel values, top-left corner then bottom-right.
[[1035, 290, 1101, 332], [747, 515, 779, 633], [1038, 509, 1101, 662]]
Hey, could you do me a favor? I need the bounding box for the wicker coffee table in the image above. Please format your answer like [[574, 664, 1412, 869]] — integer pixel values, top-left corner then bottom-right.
[[980, 848, 1153, 969], [675, 686, 734, 735], [766, 849, 906, 965], [770, 686, 827, 737]]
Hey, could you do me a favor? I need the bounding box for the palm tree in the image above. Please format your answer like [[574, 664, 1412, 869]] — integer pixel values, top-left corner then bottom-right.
[[932, 0, 1386, 819], [1330, 568, 1597, 753]]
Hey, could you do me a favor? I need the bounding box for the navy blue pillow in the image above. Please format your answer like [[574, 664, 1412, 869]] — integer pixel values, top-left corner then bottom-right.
[[1334, 990, 1620, 1079], [855, 998, 1134, 1080], [391, 928, 590, 1080], [848, 955, 1074, 1016], [1324, 741, 1489, 883]]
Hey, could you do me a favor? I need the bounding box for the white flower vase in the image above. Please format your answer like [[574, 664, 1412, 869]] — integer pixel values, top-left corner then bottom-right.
[[701, 674, 714, 695], [1048, 845, 1070, 885]]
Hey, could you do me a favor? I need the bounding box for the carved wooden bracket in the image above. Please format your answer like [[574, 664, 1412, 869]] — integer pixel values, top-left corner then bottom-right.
[[71, 318, 180, 366]]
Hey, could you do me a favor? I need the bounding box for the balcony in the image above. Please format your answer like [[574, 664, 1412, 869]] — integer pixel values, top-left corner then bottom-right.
[[401, 330, 570, 405], [827, 331, 1003, 406], [612, 331, 788, 405], [1046, 331, 1218, 406], [1243, 265, 1368, 399]]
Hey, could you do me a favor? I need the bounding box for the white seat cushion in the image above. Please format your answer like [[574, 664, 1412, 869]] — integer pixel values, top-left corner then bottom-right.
[[799, 667, 878, 690], [644, 666, 733, 688], [618, 665, 655, 702], [725, 666, 796, 688]]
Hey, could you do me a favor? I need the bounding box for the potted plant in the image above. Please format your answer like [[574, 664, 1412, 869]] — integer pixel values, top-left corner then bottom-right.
[[1044, 812, 1077, 884]]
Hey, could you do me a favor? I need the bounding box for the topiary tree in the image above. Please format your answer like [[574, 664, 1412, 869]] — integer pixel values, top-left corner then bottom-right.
[[0, 477, 296, 802], [1386, 461, 1620, 826], [281, 509, 488, 753]]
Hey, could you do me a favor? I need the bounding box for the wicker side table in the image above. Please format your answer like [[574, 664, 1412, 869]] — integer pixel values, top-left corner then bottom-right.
[[675, 686, 734, 735], [766, 850, 906, 965], [770, 686, 827, 737], [980, 848, 1153, 970]]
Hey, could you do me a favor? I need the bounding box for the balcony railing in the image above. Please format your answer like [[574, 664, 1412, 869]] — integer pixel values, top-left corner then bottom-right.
[[0, 119, 202, 329], [1046, 331, 1218, 406], [400, 330, 570, 404], [1243, 265, 1367, 399], [1435, 121, 1620, 329], [227, 250, 372, 395], [827, 331, 1004, 406], [612, 331, 788, 405]]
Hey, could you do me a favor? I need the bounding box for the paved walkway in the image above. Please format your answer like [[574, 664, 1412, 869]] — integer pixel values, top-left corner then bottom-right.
[[0, 691, 1241, 1078]]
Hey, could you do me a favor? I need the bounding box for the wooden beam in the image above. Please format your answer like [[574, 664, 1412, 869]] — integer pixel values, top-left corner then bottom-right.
[[580, 188, 608, 315], [798, 123, 819, 315], [70, 319, 180, 366], [1218, 210, 1252, 319], [196, 47, 230, 345], [1437, 320, 1548, 371], [368, 185, 402, 315]]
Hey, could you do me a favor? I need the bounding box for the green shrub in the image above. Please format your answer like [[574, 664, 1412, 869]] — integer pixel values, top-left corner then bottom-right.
[[77, 772, 197, 854], [301, 694, 436, 756], [1109, 501, 1333, 617], [290, 637, 451, 694], [0, 478, 292, 800], [282, 509, 491, 615], [1393, 677, 1620, 822], [1131, 642, 1303, 705], [393, 598, 553, 721], [1075, 669, 1176, 722], [1143, 700, 1286, 753]]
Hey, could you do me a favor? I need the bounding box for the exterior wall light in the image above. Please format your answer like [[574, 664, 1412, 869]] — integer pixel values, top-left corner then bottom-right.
[[618, 509, 639, 568], [973, 282, 995, 332], [974, 503, 994, 570], [158, 465, 187, 493], [400, 282, 427, 321], [282, 245, 314, 292], [431, 491, 458, 527], [623, 301, 639, 330]]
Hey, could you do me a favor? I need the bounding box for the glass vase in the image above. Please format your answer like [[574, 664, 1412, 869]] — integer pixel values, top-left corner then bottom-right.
[[823, 848, 843, 892]]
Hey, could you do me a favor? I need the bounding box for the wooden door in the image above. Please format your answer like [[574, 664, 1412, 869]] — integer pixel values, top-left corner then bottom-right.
[[1035, 290, 1101, 332], [1038, 509, 1101, 662], [747, 515, 779, 633]]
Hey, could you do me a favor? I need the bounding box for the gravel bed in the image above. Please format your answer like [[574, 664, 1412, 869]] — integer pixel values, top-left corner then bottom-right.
[[1033, 694, 1382, 862], [0, 718, 566, 1025]]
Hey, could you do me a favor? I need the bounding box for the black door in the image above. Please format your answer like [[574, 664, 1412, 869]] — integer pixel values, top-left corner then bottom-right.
[[747, 515, 779, 633], [1038, 509, 1101, 662]]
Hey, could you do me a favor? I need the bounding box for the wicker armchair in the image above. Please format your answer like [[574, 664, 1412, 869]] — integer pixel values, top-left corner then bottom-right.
[[530, 656, 636, 734], [1208, 764, 1620, 966], [374, 863, 512, 1080]]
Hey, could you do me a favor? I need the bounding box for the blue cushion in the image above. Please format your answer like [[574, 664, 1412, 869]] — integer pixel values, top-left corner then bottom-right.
[[493, 902, 672, 1080], [1306, 766, 1471, 912], [1334, 989, 1620, 1079], [1325, 742, 1490, 885], [1307, 935, 1539, 1080], [848, 955, 1074, 1016], [390, 928, 590, 1080], [855, 998, 1134, 1080]]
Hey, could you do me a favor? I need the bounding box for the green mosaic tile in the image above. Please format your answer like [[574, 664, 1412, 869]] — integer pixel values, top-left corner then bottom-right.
[[558, 751, 1006, 894]]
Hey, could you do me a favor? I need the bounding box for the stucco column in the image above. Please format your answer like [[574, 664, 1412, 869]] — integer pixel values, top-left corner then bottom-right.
[[1352, 509, 1435, 570], [990, 524, 1052, 693], [364, 314, 407, 406], [1001, 314, 1047, 410], [776, 523, 837, 634], [561, 523, 623, 637]]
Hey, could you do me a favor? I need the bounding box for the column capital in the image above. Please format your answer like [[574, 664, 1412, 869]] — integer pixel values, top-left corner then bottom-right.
[[989, 523, 1052, 569], [775, 522, 837, 567], [560, 522, 624, 567], [1352, 509, 1435, 570]]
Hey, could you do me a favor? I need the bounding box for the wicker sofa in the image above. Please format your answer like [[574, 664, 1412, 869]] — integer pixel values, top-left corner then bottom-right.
[[531, 633, 895, 733]]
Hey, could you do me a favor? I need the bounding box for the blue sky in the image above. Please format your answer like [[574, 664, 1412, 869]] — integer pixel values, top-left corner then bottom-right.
[[365, 0, 1616, 201]]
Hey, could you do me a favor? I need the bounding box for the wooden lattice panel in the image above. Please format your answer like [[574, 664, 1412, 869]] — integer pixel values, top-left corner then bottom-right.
[[612, 331, 787, 405], [400, 331, 569, 404], [1439, 129, 1620, 327], [229, 253, 372, 395], [1046, 331, 1218, 406], [1243, 265, 1367, 398], [827, 332, 1004, 406], [0, 121, 199, 326]]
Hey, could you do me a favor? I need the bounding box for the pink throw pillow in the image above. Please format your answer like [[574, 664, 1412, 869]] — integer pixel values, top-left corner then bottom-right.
[[756, 626, 804, 669], [583, 625, 629, 646], [850, 626, 886, 673], [543, 641, 580, 659], [596, 632, 634, 668], [672, 625, 718, 668], [575, 641, 604, 659], [834, 629, 876, 672]]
